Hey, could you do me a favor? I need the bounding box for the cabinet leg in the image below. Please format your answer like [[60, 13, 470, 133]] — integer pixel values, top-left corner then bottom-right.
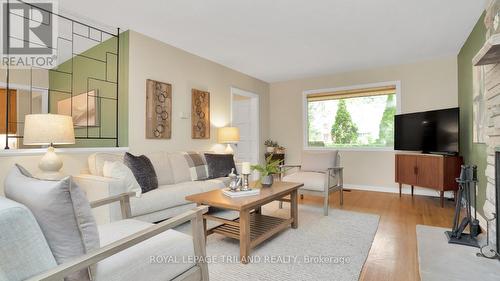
[[411, 185, 414, 197], [440, 191, 444, 208], [399, 183, 402, 197]]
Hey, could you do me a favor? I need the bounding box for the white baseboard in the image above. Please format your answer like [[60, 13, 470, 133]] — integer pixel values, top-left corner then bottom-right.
[[343, 183, 454, 198]]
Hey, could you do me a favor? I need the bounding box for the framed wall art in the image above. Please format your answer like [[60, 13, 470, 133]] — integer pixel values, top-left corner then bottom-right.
[[57, 90, 99, 127], [191, 89, 210, 139], [146, 79, 172, 139]]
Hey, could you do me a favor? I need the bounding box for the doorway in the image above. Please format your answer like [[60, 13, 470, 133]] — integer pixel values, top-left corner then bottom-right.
[[230, 87, 259, 167]]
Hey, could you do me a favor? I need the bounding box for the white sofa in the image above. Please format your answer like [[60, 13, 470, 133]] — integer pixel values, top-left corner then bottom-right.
[[75, 151, 231, 225]]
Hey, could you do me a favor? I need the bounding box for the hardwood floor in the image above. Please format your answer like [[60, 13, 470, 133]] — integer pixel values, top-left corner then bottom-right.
[[298, 189, 456, 281]]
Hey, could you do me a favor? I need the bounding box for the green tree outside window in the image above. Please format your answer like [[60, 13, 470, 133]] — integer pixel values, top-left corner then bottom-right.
[[377, 94, 396, 146], [331, 99, 358, 144]]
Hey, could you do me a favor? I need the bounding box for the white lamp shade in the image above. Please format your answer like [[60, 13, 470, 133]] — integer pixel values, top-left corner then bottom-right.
[[23, 114, 75, 145], [218, 127, 240, 144]]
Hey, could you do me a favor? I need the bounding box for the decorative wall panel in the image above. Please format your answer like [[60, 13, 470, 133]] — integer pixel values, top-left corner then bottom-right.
[[146, 79, 172, 139], [191, 89, 210, 139]]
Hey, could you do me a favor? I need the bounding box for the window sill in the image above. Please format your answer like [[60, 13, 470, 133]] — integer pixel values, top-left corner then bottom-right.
[[0, 147, 129, 157], [304, 146, 395, 152]]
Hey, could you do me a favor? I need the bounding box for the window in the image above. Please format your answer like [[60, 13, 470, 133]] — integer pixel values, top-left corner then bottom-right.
[[304, 82, 400, 149]]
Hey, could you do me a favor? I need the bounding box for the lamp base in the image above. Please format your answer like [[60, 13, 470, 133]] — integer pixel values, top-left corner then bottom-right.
[[225, 144, 235, 154], [36, 146, 65, 180]]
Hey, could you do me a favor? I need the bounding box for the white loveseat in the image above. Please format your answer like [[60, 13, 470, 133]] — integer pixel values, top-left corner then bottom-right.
[[75, 151, 231, 225]]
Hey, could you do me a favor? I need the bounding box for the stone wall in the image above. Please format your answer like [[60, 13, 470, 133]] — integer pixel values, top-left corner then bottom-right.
[[484, 62, 500, 249]]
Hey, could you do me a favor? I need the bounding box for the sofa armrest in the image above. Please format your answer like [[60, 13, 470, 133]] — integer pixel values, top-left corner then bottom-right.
[[25, 206, 210, 281], [74, 174, 129, 200], [74, 174, 128, 225]]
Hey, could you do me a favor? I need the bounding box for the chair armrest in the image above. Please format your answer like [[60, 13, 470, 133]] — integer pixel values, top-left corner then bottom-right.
[[327, 167, 343, 189], [279, 164, 301, 180], [279, 164, 301, 172], [328, 166, 344, 171], [25, 206, 209, 281], [74, 174, 132, 224], [90, 191, 138, 219], [327, 166, 344, 176], [280, 164, 301, 168]]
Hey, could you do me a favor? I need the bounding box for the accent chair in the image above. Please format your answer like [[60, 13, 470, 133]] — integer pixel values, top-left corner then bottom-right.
[[280, 150, 343, 216]]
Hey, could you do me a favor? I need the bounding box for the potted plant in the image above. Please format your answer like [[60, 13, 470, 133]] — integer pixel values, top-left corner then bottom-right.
[[264, 139, 277, 153], [251, 154, 281, 187]]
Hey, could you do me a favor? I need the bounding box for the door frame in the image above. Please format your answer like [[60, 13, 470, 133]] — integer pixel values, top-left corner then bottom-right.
[[230, 87, 260, 164]]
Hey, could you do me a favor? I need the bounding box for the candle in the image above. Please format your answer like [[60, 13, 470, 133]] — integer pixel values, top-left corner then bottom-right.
[[242, 162, 251, 174]]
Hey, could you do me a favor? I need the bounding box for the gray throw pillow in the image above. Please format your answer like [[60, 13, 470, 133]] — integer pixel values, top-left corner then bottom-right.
[[204, 153, 237, 179], [4, 165, 99, 281], [123, 152, 158, 193]]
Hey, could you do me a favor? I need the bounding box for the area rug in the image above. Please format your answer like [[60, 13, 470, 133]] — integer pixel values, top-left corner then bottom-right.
[[180, 202, 379, 281], [416, 225, 500, 281]]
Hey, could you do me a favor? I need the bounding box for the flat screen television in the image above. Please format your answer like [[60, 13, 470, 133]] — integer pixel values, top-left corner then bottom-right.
[[394, 107, 459, 155]]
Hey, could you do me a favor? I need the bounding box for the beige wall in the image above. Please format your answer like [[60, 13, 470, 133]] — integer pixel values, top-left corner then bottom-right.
[[0, 30, 269, 195], [269, 56, 458, 195], [127, 31, 269, 156]]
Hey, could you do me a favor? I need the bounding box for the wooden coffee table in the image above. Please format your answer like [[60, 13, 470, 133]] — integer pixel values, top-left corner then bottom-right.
[[185, 181, 303, 263]]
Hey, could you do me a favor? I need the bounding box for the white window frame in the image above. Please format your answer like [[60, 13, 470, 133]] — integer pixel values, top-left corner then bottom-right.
[[302, 80, 402, 151]]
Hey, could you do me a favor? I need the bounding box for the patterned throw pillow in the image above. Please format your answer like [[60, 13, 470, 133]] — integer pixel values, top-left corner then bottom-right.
[[204, 153, 237, 179], [123, 152, 158, 193], [183, 152, 209, 181]]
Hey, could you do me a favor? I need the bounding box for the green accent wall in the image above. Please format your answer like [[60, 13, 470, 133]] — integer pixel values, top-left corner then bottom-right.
[[458, 13, 487, 217], [48, 31, 129, 147]]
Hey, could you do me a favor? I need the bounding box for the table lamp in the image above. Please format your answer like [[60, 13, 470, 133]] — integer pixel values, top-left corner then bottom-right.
[[218, 127, 240, 154], [23, 114, 75, 180]]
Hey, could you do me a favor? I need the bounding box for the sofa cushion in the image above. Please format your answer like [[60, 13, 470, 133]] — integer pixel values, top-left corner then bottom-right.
[[130, 180, 225, 217], [205, 153, 237, 179], [283, 171, 328, 192], [103, 161, 142, 195], [144, 151, 175, 186], [4, 165, 99, 281], [88, 153, 124, 176], [96, 219, 195, 281], [124, 152, 159, 194], [301, 150, 338, 172], [168, 152, 192, 183], [0, 197, 57, 281], [184, 151, 209, 181]]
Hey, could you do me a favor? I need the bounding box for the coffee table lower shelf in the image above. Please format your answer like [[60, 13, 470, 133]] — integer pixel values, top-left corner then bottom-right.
[[210, 213, 293, 248]]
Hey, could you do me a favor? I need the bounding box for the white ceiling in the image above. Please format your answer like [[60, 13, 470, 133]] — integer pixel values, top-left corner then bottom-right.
[[59, 0, 487, 82]]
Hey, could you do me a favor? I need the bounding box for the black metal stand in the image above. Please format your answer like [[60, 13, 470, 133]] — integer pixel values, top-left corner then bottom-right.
[[445, 165, 480, 248]]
